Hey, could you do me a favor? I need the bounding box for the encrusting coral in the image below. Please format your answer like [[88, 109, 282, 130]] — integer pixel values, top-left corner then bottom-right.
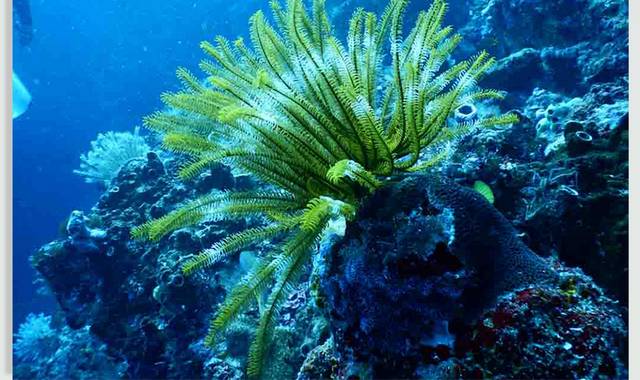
[[131, 0, 517, 376]]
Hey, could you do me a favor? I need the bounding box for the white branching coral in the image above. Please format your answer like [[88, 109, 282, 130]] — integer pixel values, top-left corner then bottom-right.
[[74, 127, 150, 186], [13, 313, 57, 362]]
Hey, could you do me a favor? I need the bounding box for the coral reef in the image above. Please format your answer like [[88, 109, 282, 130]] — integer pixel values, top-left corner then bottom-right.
[[460, 0, 627, 97], [31, 153, 248, 379], [29, 161, 628, 379], [13, 313, 123, 380], [446, 0, 629, 305], [315, 175, 627, 379], [450, 267, 628, 379], [318, 177, 470, 377], [22, 0, 628, 378], [449, 76, 628, 306]]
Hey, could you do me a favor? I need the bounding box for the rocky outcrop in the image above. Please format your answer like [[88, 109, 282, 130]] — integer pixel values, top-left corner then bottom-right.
[[314, 175, 627, 379], [30, 153, 248, 379]]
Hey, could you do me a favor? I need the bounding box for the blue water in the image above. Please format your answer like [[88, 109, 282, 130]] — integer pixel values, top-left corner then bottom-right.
[[12, 0, 269, 330]]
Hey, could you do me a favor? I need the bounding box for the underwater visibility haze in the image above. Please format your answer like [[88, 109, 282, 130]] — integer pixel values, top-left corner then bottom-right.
[[13, 0, 629, 379]]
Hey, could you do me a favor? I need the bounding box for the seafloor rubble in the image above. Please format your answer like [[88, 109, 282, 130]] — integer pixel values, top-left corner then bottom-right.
[[17, 0, 628, 378]]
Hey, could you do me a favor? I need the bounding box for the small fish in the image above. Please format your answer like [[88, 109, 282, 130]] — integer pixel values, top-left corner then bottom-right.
[[473, 180, 495, 204]]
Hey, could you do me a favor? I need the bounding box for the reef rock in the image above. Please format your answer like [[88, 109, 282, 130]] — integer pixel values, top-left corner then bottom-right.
[[315, 174, 627, 379], [30, 153, 248, 379], [456, 0, 628, 108]]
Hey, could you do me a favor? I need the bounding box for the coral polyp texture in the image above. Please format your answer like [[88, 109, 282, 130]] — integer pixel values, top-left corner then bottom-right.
[[131, 0, 517, 375]]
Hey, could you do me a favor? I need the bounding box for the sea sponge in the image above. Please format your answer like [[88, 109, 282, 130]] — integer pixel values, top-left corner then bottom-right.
[[424, 174, 558, 309]]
